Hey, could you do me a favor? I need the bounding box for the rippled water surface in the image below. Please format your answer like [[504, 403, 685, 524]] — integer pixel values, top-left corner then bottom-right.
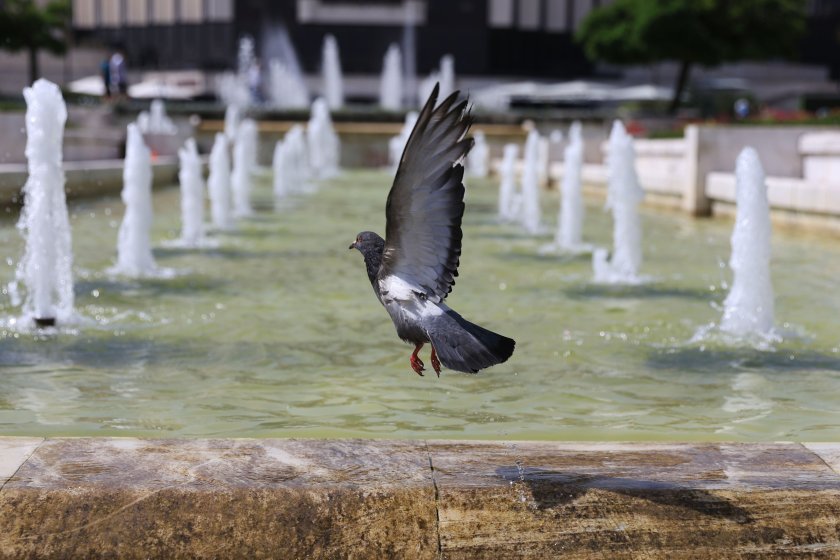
[[1, 170, 840, 441]]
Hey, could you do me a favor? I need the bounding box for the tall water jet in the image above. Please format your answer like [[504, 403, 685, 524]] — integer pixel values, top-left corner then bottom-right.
[[262, 22, 309, 108], [555, 121, 586, 250], [417, 54, 454, 106], [520, 130, 542, 235], [223, 105, 239, 143], [216, 73, 250, 109], [268, 59, 309, 109], [238, 35, 257, 104], [307, 98, 340, 179], [322, 34, 344, 110], [231, 118, 258, 217], [273, 125, 312, 199], [207, 132, 233, 231], [467, 130, 489, 178], [176, 138, 206, 246], [388, 111, 418, 173], [11, 79, 74, 327], [138, 99, 177, 135], [379, 43, 403, 110], [113, 124, 158, 277], [401, 2, 417, 108], [537, 135, 551, 186], [720, 147, 775, 337], [592, 121, 645, 284], [217, 36, 255, 107], [439, 54, 455, 99], [498, 143, 520, 222]]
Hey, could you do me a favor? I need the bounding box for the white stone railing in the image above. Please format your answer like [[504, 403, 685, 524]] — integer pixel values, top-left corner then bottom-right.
[[495, 125, 840, 224]]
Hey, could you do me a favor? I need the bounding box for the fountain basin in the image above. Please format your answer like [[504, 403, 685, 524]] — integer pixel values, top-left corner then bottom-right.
[[1, 171, 840, 441]]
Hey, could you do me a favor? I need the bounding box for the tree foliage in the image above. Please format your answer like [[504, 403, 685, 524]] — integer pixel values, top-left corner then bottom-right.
[[576, 0, 808, 112], [0, 0, 70, 84]]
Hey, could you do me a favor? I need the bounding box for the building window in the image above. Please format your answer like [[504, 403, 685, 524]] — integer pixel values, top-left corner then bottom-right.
[[296, 0, 427, 25], [151, 0, 176, 23], [73, 0, 96, 28], [180, 0, 203, 22], [546, 0, 567, 32], [100, 0, 122, 26], [488, 0, 514, 27], [206, 0, 233, 21], [125, 0, 148, 25], [518, 0, 541, 30]]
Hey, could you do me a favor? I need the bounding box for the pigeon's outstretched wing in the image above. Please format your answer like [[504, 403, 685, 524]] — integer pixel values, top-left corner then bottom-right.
[[379, 84, 473, 303]]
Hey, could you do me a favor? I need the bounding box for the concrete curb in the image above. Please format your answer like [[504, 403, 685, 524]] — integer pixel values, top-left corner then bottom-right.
[[0, 158, 179, 208], [1, 438, 840, 558]]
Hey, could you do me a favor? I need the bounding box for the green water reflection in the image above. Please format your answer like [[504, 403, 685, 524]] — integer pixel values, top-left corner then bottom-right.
[[1, 170, 839, 441]]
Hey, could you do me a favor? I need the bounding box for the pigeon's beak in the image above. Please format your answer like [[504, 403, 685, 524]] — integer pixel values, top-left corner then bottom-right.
[[348, 241, 357, 250]]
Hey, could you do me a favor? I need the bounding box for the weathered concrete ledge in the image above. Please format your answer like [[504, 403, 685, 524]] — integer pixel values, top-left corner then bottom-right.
[[0, 158, 179, 208], [2, 438, 840, 559]]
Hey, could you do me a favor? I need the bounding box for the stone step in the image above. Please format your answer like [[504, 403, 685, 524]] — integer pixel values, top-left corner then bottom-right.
[[1, 438, 839, 558]]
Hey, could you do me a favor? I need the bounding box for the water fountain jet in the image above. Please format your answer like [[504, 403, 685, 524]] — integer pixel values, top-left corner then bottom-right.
[[388, 111, 418, 173], [231, 119, 258, 217], [379, 44, 403, 110], [555, 121, 589, 252], [467, 130, 489, 178], [223, 105, 239, 143], [207, 133, 233, 231], [175, 138, 207, 247], [720, 147, 775, 337], [322, 35, 344, 110], [498, 143, 520, 222], [592, 121, 645, 284], [273, 125, 312, 199], [10, 79, 75, 327], [263, 23, 309, 109], [112, 123, 158, 277], [307, 99, 340, 180], [268, 59, 309, 109], [138, 99, 177, 135], [520, 130, 542, 235]]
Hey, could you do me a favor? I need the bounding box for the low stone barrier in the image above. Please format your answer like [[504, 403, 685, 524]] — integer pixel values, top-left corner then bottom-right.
[[0, 157, 180, 208], [1, 438, 839, 558]]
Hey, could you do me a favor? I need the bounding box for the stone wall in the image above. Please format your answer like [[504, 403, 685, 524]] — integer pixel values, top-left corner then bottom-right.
[[498, 125, 840, 230]]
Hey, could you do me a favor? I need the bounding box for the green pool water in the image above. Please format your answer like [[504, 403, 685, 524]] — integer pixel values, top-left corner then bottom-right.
[[1, 170, 839, 441]]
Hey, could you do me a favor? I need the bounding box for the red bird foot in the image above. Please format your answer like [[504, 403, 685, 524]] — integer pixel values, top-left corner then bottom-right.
[[410, 343, 425, 376], [430, 347, 441, 377]]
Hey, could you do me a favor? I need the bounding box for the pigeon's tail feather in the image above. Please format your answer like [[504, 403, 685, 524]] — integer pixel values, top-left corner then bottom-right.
[[427, 309, 515, 373]]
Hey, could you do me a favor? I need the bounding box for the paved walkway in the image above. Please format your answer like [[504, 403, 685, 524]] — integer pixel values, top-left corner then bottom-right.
[[1, 438, 839, 558]]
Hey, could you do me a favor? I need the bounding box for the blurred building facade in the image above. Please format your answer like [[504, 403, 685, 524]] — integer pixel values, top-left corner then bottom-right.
[[69, 0, 605, 77], [0, 0, 834, 102]]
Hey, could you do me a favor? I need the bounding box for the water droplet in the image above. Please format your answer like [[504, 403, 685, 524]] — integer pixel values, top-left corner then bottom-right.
[[91, 289, 100, 298]]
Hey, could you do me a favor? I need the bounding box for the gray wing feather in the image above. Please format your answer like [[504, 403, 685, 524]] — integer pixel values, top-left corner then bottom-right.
[[379, 83, 474, 303]]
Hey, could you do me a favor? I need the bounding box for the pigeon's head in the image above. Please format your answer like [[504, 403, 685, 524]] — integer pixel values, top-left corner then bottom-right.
[[349, 231, 384, 254]]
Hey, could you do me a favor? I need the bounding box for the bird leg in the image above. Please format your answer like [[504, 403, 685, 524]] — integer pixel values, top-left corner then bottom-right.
[[430, 346, 441, 377], [410, 343, 425, 376]]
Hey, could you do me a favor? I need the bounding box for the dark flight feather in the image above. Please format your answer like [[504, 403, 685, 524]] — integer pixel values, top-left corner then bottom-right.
[[380, 84, 474, 303]]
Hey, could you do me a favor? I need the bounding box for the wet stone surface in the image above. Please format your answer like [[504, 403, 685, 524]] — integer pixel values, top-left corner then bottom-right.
[[1, 438, 840, 558]]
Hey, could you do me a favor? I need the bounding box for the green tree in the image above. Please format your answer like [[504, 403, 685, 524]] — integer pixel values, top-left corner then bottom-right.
[[576, 0, 807, 114], [0, 0, 70, 87]]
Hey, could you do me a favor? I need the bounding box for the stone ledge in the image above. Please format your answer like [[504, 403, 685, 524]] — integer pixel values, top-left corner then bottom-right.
[[1, 438, 840, 559], [0, 158, 180, 207]]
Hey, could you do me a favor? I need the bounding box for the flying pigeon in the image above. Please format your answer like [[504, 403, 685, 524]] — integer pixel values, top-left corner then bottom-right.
[[349, 84, 515, 376]]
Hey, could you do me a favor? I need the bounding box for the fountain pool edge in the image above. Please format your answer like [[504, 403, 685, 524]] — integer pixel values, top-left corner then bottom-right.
[[1, 437, 839, 558], [0, 158, 180, 206]]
